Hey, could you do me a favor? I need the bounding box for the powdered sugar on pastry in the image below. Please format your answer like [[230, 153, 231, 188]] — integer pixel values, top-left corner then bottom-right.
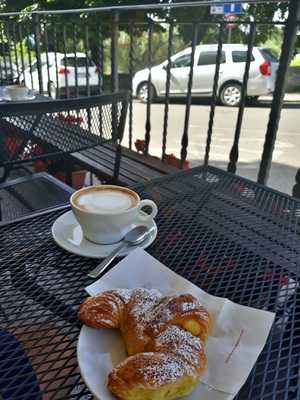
[[79, 288, 210, 400], [108, 325, 206, 396]]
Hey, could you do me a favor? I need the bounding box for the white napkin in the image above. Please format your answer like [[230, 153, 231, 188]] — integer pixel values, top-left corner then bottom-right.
[[82, 248, 275, 400]]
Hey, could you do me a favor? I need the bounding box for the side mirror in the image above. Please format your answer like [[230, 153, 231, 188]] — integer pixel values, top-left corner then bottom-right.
[[163, 63, 173, 70]]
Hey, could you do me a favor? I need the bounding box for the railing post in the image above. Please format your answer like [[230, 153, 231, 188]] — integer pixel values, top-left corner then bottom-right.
[[111, 11, 121, 177], [5, 22, 14, 82], [128, 23, 134, 150], [25, 24, 34, 89], [0, 23, 3, 83], [33, 14, 43, 94], [258, 0, 300, 185], [0, 23, 8, 84], [12, 23, 20, 79], [293, 170, 300, 199], [97, 25, 103, 137], [111, 11, 119, 93], [18, 25, 26, 85], [204, 22, 224, 166], [144, 20, 153, 155], [228, 22, 256, 174], [97, 25, 103, 94], [73, 23, 79, 98], [162, 20, 174, 161], [62, 23, 69, 98], [53, 25, 59, 97], [84, 23, 91, 97], [180, 22, 198, 167], [44, 23, 51, 96]]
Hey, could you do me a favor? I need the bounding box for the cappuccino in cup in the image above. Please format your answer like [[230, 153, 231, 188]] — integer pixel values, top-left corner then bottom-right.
[[71, 185, 157, 244], [73, 186, 138, 214]]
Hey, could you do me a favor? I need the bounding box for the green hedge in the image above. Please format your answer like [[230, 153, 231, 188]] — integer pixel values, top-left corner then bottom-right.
[[291, 58, 300, 67]]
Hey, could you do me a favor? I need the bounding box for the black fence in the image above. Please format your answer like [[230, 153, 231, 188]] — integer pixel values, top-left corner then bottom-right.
[[0, 0, 299, 196]]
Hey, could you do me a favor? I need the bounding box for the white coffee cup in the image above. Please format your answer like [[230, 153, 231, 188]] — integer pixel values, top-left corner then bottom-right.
[[70, 185, 158, 244], [4, 85, 29, 101]]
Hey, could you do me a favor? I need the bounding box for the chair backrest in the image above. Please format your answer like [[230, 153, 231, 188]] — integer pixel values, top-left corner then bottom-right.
[[0, 92, 129, 168]]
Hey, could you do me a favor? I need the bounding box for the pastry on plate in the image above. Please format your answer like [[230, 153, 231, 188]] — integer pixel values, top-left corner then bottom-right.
[[108, 325, 206, 400], [79, 288, 211, 400], [79, 288, 211, 354]]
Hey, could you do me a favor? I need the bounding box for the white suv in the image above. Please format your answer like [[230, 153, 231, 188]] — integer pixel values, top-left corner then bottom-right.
[[20, 52, 102, 98], [133, 44, 279, 106]]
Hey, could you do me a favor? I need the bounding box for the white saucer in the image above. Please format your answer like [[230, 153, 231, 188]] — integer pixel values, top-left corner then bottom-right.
[[51, 210, 157, 258], [1, 94, 36, 102]]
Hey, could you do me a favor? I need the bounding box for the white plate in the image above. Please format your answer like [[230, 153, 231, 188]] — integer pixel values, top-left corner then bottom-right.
[[78, 326, 125, 400], [51, 210, 157, 258], [1, 94, 36, 102], [77, 249, 275, 400]]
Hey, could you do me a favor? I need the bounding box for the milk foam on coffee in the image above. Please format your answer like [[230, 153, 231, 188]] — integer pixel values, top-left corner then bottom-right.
[[76, 188, 137, 213]]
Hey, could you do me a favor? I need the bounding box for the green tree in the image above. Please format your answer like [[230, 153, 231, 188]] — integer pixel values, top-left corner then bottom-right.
[[0, 1, 293, 73]]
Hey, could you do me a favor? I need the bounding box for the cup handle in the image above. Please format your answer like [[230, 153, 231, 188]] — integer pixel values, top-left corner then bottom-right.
[[138, 199, 158, 222]]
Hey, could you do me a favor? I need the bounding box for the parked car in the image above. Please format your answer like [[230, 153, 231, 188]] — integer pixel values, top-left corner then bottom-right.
[[0, 58, 18, 85], [132, 44, 279, 106], [19, 52, 102, 98]]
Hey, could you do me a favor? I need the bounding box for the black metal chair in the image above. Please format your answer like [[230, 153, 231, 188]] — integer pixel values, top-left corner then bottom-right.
[[0, 92, 128, 222], [0, 92, 129, 182]]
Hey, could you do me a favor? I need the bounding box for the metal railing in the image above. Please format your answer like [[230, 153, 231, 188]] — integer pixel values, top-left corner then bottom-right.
[[0, 0, 299, 195]]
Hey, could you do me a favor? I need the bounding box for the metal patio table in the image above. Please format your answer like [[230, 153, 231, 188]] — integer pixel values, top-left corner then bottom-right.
[[0, 165, 299, 399], [0, 92, 128, 182]]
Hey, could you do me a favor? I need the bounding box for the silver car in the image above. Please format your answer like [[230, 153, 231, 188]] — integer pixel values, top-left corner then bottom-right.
[[133, 44, 278, 106]]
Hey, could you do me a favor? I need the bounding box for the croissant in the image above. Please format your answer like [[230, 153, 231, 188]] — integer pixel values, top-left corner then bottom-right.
[[79, 288, 210, 354], [108, 325, 206, 400], [78, 288, 211, 400]]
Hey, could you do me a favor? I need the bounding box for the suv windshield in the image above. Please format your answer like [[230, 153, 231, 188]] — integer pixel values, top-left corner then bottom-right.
[[260, 48, 278, 62]]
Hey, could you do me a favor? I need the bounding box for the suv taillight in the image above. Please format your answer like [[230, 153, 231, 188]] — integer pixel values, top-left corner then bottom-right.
[[259, 60, 271, 76], [58, 67, 70, 75]]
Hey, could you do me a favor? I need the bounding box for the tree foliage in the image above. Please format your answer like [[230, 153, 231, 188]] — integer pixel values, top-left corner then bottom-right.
[[0, 0, 296, 72]]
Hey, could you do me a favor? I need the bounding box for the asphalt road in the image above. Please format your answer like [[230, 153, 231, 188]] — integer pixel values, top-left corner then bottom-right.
[[123, 98, 300, 197]]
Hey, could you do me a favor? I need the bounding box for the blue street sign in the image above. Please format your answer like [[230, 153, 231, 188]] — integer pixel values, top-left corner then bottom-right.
[[224, 3, 242, 14]]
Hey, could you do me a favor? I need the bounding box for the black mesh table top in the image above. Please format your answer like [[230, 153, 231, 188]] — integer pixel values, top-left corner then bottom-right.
[[0, 172, 74, 223], [0, 165, 300, 399]]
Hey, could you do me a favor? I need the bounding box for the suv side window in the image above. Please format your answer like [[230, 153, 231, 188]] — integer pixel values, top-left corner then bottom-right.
[[198, 51, 226, 66], [171, 54, 191, 68], [61, 57, 95, 67], [232, 51, 255, 63]]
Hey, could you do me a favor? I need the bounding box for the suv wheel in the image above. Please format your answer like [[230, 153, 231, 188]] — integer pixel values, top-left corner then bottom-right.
[[220, 83, 242, 107], [48, 82, 57, 99], [137, 82, 155, 103]]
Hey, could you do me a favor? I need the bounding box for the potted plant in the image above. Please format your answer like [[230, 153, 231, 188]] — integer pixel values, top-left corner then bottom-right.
[[163, 153, 190, 170]]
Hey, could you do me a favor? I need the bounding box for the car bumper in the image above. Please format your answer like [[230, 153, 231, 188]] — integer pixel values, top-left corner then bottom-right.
[[247, 76, 275, 96]]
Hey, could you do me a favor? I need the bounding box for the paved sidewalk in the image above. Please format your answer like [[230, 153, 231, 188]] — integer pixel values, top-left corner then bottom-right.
[[260, 92, 300, 102], [124, 98, 300, 198]]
